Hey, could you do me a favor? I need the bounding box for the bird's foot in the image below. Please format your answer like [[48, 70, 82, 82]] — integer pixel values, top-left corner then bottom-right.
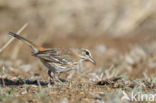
[[53, 78, 64, 86], [59, 78, 67, 82], [49, 78, 55, 84]]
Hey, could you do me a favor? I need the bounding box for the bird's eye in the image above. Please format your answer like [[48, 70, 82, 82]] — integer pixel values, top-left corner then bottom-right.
[[85, 51, 89, 55]]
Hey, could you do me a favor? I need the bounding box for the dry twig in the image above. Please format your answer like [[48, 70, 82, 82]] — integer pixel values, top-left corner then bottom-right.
[[0, 23, 28, 53]]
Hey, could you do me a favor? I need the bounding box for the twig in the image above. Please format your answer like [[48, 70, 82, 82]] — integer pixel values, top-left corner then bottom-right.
[[0, 23, 28, 53], [2, 66, 6, 86]]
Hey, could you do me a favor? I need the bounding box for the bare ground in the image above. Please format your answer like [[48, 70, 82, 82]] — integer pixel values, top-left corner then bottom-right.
[[0, 34, 156, 103]]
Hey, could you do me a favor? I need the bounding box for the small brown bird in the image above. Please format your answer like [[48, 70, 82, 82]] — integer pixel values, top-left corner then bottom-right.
[[8, 32, 96, 84]]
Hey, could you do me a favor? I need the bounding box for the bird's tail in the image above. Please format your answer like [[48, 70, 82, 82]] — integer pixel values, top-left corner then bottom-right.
[[8, 32, 45, 54]]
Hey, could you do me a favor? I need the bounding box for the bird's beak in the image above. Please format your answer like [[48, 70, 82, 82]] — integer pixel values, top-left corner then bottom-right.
[[89, 57, 96, 65]]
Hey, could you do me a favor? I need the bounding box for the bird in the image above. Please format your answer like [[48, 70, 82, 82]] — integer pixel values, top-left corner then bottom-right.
[[8, 32, 96, 84]]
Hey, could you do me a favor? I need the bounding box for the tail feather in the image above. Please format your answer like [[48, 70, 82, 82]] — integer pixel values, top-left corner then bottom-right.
[[8, 32, 45, 53]]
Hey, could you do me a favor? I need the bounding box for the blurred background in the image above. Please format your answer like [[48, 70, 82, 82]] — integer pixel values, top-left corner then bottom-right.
[[0, 0, 156, 36], [0, 0, 156, 79]]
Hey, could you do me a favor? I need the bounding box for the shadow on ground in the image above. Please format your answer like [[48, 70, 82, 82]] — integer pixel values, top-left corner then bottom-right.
[[0, 78, 48, 86], [0, 78, 68, 86]]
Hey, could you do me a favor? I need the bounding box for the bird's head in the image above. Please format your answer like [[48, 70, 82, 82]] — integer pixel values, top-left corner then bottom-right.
[[79, 48, 96, 65]]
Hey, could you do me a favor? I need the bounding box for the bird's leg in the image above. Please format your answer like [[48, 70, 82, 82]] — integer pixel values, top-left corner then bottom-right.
[[59, 78, 67, 82], [54, 73, 63, 84], [48, 70, 54, 84]]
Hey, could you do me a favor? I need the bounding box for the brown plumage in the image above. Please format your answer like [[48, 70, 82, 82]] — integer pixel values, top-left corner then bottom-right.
[[8, 32, 96, 84]]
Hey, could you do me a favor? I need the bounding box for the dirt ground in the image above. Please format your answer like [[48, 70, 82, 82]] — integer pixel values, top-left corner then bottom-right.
[[0, 34, 156, 103]]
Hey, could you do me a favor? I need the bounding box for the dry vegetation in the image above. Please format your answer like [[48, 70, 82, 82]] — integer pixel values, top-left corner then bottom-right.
[[0, 0, 156, 103]]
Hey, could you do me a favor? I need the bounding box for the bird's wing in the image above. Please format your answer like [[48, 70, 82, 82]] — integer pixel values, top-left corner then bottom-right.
[[34, 49, 73, 65]]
